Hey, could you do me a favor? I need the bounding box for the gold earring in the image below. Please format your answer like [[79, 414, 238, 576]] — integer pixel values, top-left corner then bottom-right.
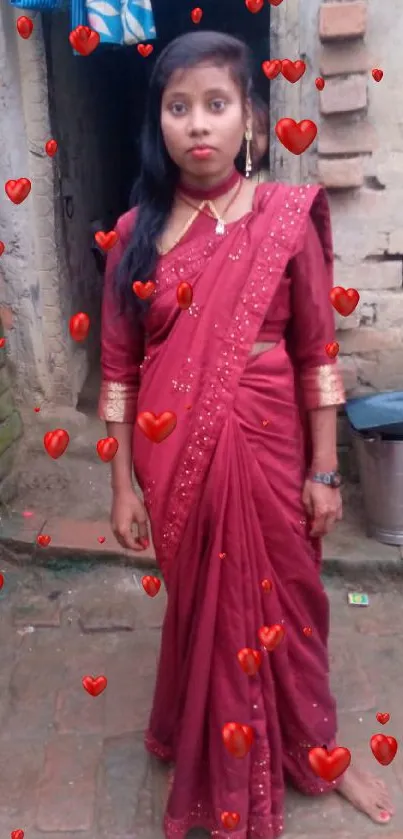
[[245, 126, 253, 178]]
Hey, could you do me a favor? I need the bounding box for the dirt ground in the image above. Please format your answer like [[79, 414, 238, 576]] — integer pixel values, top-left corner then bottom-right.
[[0, 554, 402, 839]]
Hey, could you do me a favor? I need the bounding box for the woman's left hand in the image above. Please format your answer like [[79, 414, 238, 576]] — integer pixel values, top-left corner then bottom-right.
[[302, 479, 343, 537]]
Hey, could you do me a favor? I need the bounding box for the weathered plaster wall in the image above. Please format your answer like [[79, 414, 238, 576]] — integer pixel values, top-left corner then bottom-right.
[[0, 318, 23, 503], [0, 4, 80, 408], [270, 0, 403, 399]]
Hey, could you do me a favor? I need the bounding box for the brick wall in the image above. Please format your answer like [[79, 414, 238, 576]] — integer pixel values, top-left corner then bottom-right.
[[316, 0, 403, 397]]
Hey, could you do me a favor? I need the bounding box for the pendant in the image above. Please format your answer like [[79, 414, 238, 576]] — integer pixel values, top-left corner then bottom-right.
[[215, 220, 225, 235]]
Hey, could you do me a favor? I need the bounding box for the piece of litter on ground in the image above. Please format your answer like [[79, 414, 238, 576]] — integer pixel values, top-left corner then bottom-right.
[[348, 592, 369, 606]]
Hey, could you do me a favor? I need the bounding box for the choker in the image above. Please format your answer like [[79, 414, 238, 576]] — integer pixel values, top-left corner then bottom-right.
[[178, 167, 241, 201]]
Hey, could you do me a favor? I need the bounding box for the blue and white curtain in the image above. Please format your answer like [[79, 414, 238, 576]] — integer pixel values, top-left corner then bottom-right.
[[85, 0, 156, 45]]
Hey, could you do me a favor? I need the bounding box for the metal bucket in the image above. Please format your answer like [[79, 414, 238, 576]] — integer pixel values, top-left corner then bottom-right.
[[352, 431, 403, 545]]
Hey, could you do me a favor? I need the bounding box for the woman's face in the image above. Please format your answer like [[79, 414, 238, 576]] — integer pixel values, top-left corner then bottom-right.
[[161, 63, 249, 185]]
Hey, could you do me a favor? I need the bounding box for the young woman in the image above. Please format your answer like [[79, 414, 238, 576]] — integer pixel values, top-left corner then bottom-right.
[[99, 30, 394, 839]]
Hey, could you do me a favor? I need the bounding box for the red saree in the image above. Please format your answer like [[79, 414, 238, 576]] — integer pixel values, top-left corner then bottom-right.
[[99, 183, 346, 838]]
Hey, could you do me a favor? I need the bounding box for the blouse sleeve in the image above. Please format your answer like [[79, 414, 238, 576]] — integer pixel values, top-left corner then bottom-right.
[[98, 217, 144, 423], [287, 214, 345, 411]]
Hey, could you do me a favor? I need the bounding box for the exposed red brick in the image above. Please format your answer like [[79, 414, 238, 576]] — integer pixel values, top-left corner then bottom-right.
[[0, 511, 46, 547], [319, 1, 367, 41], [35, 735, 102, 831], [339, 327, 403, 355], [318, 120, 375, 155], [335, 260, 402, 291], [319, 43, 370, 76], [318, 157, 364, 189], [42, 516, 157, 565], [320, 76, 367, 115]]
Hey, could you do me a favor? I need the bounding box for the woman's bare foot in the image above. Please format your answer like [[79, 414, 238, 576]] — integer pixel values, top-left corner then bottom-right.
[[337, 764, 394, 824]]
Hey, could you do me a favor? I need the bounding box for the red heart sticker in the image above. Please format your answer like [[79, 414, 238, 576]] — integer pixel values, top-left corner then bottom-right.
[[5, 178, 31, 205], [325, 341, 339, 359], [45, 139, 58, 157], [16, 15, 33, 38], [376, 712, 390, 725], [11, 831, 25, 839], [220, 812, 240, 830], [218, 552, 226, 559], [258, 624, 285, 651], [141, 575, 161, 597], [191, 7, 203, 24], [44, 428, 69, 459], [308, 746, 351, 781], [262, 60, 282, 80], [69, 312, 90, 342], [95, 230, 119, 251], [0, 573, 4, 589], [237, 648, 262, 676], [370, 734, 398, 766], [275, 119, 317, 155], [69, 25, 100, 56], [281, 59, 306, 83], [268, 0, 284, 4], [245, 0, 263, 11], [0, 338, 6, 349], [222, 722, 254, 758], [96, 436, 119, 462], [82, 675, 107, 696], [97, 536, 106, 544], [372, 68, 383, 82], [330, 286, 360, 316], [137, 411, 177, 443], [34, 407, 40, 413], [261, 578, 272, 593], [315, 77, 325, 91], [133, 281, 156, 300], [37, 534, 51, 547], [0, 241, 4, 256], [303, 625, 313, 637], [176, 281, 193, 310], [137, 43, 153, 58]]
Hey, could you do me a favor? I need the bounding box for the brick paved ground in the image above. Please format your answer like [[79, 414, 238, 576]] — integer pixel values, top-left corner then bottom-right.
[[0, 556, 402, 839]]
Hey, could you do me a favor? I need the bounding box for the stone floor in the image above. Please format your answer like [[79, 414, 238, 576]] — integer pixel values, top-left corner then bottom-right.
[[0, 555, 402, 839]]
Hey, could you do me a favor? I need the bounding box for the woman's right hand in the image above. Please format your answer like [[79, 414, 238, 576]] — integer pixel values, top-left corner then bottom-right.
[[111, 487, 149, 551]]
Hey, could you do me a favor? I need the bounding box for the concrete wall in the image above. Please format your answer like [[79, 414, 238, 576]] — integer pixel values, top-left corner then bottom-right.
[[0, 318, 23, 503], [0, 4, 79, 409], [271, 0, 403, 399]]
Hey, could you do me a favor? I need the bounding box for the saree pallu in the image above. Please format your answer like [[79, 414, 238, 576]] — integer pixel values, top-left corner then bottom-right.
[[99, 183, 346, 838]]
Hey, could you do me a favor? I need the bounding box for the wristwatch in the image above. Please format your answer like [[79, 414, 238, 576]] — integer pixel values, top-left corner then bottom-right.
[[310, 470, 342, 488]]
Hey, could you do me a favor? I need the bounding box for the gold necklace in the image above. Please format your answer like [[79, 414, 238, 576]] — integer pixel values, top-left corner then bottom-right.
[[178, 178, 243, 236], [157, 203, 204, 256]]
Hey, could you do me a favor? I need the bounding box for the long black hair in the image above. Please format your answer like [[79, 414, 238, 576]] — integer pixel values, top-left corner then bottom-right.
[[117, 31, 253, 316]]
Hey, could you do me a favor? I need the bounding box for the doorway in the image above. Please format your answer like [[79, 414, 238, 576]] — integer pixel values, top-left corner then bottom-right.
[[42, 0, 271, 415]]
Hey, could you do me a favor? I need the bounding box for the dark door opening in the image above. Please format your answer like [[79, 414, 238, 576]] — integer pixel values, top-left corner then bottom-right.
[[43, 0, 270, 414]]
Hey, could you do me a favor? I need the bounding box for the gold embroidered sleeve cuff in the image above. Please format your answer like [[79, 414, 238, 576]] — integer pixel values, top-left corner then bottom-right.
[[300, 364, 346, 410], [98, 381, 138, 423]]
